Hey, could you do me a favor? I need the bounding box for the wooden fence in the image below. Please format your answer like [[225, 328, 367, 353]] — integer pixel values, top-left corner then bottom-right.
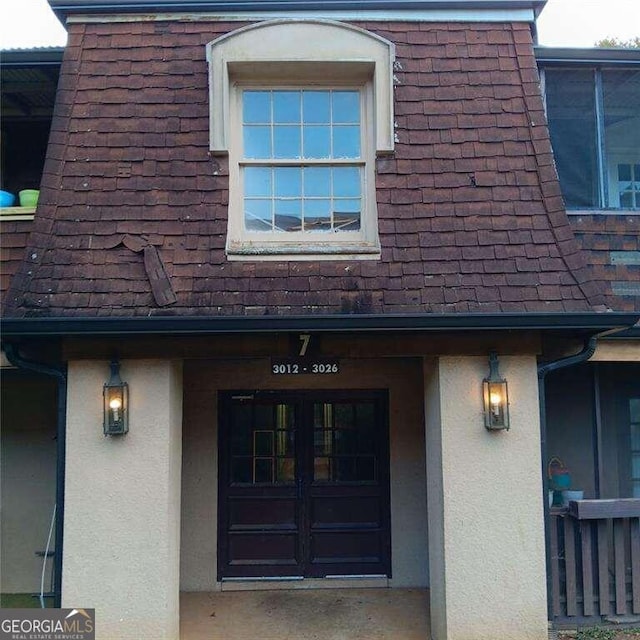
[[549, 499, 640, 623]]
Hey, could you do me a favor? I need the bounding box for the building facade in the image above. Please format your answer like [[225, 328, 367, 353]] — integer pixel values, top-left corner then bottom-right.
[[1, 1, 639, 638]]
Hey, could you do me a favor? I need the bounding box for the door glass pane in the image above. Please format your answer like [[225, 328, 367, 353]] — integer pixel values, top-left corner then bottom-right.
[[313, 400, 377, 483], [254, 430, 273, 456], [277, 458, 295, 482], [254, 458, 274, 483], [231, 457, 252, 483], [231, 401, 295, 485], [231, 404, 252, 454], [356, 456, 376, 482]]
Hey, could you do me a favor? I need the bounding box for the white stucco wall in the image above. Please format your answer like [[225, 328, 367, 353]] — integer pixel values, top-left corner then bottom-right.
[[425, 355, 548, 640], [62, 360, 183, 640]]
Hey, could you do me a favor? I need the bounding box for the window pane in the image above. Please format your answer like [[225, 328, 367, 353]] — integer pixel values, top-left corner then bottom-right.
[[273, 90, 300, 123], [244, 126, 271, 159], [304, 167, 331, 197], [631, 399, 640, 423], [274, 167, 302, 197], [334, 200, 361, 231], [333, 166, 360, 197], [303, 125, 331, 158], [332, 91, 360, 123], [631, 424, 640, 451], [244, 167, 272, 197], [333, 125, 360, 158], [603, 69, 640, 209], [545, 69, 598, 208], [303, 91, 330, 123], [274, 125, 301, 159], [275, 199, 302, 232], [244, 199, 272, 231], [243, 91, 270, 123], [305, 199, 331, 231]]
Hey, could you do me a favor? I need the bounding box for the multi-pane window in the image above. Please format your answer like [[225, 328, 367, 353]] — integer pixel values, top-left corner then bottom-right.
[[313, 401, 377, 483], [241, 89, 363, 234], [616, 163, 640, 209], [230, 402, 295, 485], [543, 66, 640, 211], [630, 398, 640, 498]]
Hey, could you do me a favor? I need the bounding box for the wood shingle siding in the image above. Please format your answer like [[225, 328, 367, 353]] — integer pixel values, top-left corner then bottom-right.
[[4, 19, 607, 317]]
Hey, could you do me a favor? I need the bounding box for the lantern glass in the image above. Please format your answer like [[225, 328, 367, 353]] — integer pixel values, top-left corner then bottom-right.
[[103, 361, 129, 435], [483, 352, 509, 430], [483, 380, 509, 429]]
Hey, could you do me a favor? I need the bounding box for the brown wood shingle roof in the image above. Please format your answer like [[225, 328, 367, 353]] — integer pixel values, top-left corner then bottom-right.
[[4, 19, 608, 317]]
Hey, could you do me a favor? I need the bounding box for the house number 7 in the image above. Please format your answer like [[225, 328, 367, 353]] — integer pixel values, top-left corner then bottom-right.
[[299, 334, 311, 357]]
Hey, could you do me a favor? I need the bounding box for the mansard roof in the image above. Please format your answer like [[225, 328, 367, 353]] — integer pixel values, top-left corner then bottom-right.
[[4, 18, 610, 318]]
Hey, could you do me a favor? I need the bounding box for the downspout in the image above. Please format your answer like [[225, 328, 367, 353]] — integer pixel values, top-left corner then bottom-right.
[[537, 326, 630, 622], [2, 343, 66, 609]]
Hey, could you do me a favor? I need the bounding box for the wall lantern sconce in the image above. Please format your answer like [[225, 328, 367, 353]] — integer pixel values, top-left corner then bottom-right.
[[483, 351, 509, 431], [103, 358, 129, 435]]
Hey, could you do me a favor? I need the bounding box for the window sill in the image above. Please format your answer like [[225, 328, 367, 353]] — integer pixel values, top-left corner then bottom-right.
[[0, 206, 36, 221], [226, 240, 381, 261], [567, 208, 640, 216]]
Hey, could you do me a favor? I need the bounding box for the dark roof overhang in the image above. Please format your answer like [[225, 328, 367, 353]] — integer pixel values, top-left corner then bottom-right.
[[48, 0, 547, 21], [535, 46, 640, 66], [1, 48, 65, 66], [1, 312, 638, 339], [0, 48, 63, 121]]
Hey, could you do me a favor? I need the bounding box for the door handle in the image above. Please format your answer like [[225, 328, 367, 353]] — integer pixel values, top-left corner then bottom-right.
[[296, 475, 303, 500]]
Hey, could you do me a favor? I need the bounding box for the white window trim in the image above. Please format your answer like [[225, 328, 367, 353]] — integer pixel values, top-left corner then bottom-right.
[[607, 155, 640, 210], [206, 19, 395, 156], [228, 82, 379, 257], [206, 19, 394, 260]]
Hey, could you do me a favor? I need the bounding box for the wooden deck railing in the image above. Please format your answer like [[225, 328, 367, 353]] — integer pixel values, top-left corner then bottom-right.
[[549, 499, 640, 623]]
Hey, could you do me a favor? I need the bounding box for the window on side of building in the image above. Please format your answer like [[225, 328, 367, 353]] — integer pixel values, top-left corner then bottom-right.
[[543, 66, 640, 212], [630, 398, 640, 498]]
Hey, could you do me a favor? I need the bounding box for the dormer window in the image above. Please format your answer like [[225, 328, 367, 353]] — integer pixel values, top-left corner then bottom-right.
[[206, 20, 394, 260]]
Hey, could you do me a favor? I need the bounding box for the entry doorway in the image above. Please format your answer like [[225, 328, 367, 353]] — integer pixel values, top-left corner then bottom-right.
[[218, 390, 391, 580]]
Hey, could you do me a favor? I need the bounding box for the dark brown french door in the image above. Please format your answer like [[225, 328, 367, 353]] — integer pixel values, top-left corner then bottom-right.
[[218, 390, 390, 580]]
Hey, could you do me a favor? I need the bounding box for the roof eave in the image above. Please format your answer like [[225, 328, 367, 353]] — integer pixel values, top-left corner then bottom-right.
[[535, 46, 640, 65], [48, 0, 547, 20], [1, 312, 638, 338]]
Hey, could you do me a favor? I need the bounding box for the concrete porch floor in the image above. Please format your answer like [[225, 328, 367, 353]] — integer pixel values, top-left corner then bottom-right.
[[180, 588, 430, 640]]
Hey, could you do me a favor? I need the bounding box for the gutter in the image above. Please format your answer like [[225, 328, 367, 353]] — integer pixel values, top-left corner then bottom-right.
[[2, 311, 639, 338], [2, 344, 67, 610], [49, 0, 548, 19]]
